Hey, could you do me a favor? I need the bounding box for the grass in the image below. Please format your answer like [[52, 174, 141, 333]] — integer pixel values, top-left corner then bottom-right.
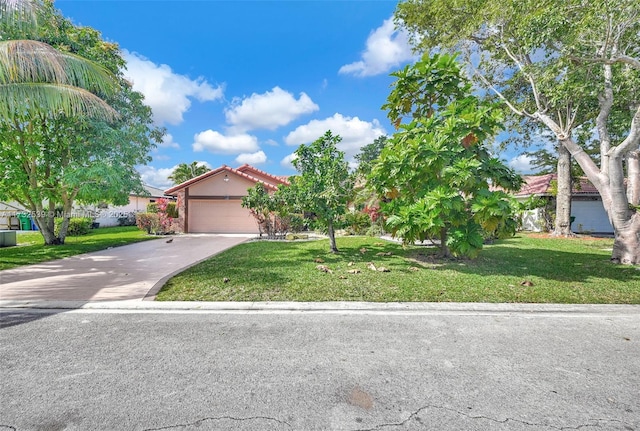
[[0, 226, 157, 270], [157, 234, 640, 304]]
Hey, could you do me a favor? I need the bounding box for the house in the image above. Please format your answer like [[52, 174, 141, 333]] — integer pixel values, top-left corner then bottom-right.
[[90, 184, 175, 227], [165, 164, 290, 234], [516, 173, 613, 234], [0, 185, 174, 230]]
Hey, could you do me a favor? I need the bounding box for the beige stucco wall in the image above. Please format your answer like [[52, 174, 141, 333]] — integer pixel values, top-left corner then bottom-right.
[[189, 172, 257, 196]]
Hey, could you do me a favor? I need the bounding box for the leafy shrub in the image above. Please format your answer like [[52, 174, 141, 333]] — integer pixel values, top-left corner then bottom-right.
[[166, 202, 178, 218], [146, 203, 159, 213], [55, 217, 93, 236], [117, 212, 137, 226], [342, 211, 372, 235], [136, 212, 160, 234]]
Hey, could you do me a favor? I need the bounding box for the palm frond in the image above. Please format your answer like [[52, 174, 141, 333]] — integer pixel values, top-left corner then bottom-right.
[[0, 40, 118, 96], [0, 82, 119, 121], [0, 0, 40, 33]]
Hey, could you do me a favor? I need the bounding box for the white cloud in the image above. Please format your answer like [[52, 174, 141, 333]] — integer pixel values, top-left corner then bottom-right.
[[122, 50, 224, 126], [280, 153, 298, 171], [137, 165, 175, 189], [225, 86, 319, 132], [508, 154, 536, 174], [284, 113, 386, 158], [157, 133, 180, 149], [192, 130, 259, 155], [263, 139, 279, 147], [339, 18, 416, 77], [235, 151, 267, 165]]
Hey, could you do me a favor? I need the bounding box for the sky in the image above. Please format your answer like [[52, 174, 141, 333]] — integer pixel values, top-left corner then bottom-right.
[[56, 0, 534, 189]]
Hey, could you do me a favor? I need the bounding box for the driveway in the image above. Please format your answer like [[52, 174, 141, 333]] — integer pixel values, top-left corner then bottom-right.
[[0, 234, 250, 303]]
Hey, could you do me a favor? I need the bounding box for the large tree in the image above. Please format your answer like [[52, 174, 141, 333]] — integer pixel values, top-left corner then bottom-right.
[[291, 131, 353, 253], [371, 53, 522, 258], [0, 0, 162, 244], [168, 162, 211, 185], [396, 0, 640, 264]]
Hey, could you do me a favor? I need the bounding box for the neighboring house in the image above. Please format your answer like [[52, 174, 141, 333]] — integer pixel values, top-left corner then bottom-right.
[[0, 201, 26, 230], [516, 173, 613, 234], [0, 185, 173, 230], [165, 164, 289, 234], [89, 184, 175, 227]]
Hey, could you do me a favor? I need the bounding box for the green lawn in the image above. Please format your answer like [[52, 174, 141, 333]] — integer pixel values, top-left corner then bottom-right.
[[157, 234, 639, 304], [0, 226, 157, 270]]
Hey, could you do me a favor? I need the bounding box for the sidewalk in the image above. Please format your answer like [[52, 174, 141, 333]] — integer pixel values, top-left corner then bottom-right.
[[0, 234, 250, 303]]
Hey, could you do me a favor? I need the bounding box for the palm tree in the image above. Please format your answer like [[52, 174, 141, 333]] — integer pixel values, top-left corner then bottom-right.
[[0, 0, 118, 121], [168, 162, 211, 185]]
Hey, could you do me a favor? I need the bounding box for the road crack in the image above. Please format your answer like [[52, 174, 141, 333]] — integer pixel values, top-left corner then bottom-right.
[[0, 426, 17, 431], [356, 404, 635, 430], [143, 415, 292, 430]]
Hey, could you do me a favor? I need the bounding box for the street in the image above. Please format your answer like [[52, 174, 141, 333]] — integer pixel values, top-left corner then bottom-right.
[[1, 306, 639, 430]]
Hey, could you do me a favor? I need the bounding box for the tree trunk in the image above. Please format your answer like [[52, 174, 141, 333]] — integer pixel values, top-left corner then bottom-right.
[[553, 143, 573, 236], [439, 227, 452, 258], [628, 151, 640, 206], [611, 212, 640, 265], [327, 220, 339, 253]]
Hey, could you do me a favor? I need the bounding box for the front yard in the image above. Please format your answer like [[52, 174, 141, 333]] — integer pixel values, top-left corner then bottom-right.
[[157, 234, 639, 304], [0, 226, 156, 270]]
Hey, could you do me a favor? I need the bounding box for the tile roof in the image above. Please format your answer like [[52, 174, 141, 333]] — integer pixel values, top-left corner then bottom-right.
[[164, 164, 287, 195], [515, 173, 600, 197]]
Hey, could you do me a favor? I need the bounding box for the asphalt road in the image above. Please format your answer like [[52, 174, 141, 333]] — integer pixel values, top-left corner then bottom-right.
[[1, 307, 639, 430]]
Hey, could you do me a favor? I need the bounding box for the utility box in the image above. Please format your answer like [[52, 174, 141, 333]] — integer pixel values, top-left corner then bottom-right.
[[0, 230, 17, 247]]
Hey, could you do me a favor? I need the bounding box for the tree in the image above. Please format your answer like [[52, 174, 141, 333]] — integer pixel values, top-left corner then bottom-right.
[[291, 131, 353, 253], [241, 182, 296, 239], [396, 0, 640, 264], [168, 162, 211, 185], [370, 53, 522, 258], [355, 135, 388, 176], [0, 0, 162, 244]]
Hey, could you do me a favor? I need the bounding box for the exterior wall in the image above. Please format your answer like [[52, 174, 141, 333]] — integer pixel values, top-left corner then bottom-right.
[[572, 198, 613, 234], [189, 172, 256, 196]]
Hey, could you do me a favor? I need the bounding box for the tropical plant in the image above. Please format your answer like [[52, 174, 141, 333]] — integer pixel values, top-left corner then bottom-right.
[[371, 53, 522, 258], [396, 0, 640, 264], [168, 162, 211, 185]]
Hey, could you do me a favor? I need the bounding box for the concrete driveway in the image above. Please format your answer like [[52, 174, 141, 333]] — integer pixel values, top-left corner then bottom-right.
[[0, 234, 250, 303]]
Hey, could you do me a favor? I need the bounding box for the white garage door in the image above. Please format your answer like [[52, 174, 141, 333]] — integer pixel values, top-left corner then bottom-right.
[[572, 200, 613, 234], [188, 200, 258, 233]]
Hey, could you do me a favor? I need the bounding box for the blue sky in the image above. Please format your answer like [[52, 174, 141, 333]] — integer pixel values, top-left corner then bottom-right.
[[56, 0, 531, 189]]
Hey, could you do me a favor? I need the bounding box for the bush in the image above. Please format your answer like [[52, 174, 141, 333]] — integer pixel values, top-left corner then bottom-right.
[[117, 212, 137, 226], [166, 202, 178, 219], [147, 203, 159, 213], [55, 217, 93, 236], [136, 212, 160, 234], [342, 211, 372, 235]]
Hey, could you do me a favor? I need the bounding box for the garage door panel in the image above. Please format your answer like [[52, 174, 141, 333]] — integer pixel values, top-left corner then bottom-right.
[[572, 200, 613, 234], [188, 200, 258, 233]]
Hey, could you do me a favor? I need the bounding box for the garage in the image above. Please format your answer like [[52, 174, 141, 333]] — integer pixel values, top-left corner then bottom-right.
[[188, 200, 258, 233], [572, 199, 613, 234]]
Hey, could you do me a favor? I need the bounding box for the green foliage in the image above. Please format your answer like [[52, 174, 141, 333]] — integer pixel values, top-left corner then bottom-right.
[[0, 1, 163, 245], [146, 203, 159, 213], [355, 135, 388, 175], [135, 213, 160, 235], [341, 211, 372, 235], [166, 202, 178, 219], [241, 182, 295, 239], [371, 53, 522, 258], [292, 130, 354, 252], [54, 217, 92, 236], [168, 162, 210, 185]]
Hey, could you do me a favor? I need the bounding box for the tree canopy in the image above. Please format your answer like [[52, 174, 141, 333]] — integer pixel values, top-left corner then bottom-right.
[[371, 53, 522, 258], [291, 131, 353, 253], [168, 162, 211, 185], [0, 0, 163, 244], [396, 0, 640, 264]]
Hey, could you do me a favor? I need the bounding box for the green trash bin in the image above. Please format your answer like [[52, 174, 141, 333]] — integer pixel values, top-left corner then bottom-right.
[[17, 213, 31, 230]]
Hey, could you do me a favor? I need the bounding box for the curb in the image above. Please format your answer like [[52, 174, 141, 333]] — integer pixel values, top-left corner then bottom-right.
[[1, 300, 639, 315]]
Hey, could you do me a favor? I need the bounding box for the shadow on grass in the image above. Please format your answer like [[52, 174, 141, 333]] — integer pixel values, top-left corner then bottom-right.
[[415, 237, 637, 284]]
